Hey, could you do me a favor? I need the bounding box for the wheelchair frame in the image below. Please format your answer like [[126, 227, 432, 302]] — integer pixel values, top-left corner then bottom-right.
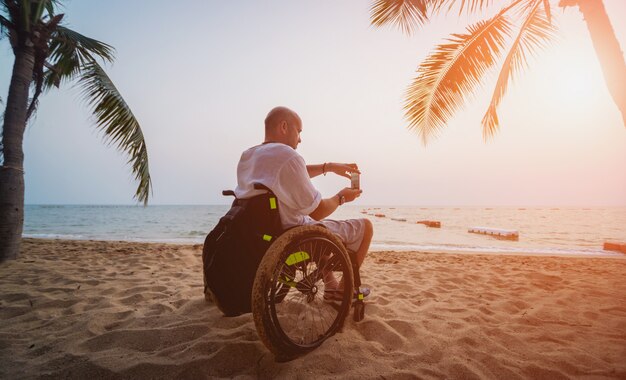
[[222, 183, 366, 360]]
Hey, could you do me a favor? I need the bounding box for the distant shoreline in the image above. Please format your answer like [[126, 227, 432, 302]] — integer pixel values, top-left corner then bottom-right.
[[19, 237, 625, 259], [22, 205, 626, 258]]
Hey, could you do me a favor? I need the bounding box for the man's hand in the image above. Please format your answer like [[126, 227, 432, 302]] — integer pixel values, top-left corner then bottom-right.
[[310, 187, 363, 220], [338, 187, 362, 203], [327, 163, 360, 179]]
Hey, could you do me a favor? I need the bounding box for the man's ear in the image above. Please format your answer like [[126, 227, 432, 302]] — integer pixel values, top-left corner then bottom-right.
[[279, 120, 288, 134]]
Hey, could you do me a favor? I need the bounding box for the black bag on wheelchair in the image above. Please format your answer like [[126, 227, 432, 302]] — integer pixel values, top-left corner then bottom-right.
[[202, 191, 282, 316]]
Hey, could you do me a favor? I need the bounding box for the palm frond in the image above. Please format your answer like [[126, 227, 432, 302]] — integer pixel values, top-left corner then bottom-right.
[[3, 0, 20, 23], [460, 0, 493, 13], [482, 0, 555, 138], [25, 13, 64, 120], [54, 25, 115, 62], [2, 1, 21, 49], [16, 0, 48, 30], [404, 9, 512, 143], [42, 25, 114, 90], [429, 0, 496, 15], [370, 0, 428, 35], [77, 61, 151, 205], [0, 14, 12, 34], [42, 55, 79, 89], [542, 0, 551, 23], [20, 0, 29, 31], [44, 0, 56, 16], [18, 0, 56, 25], [33, 0, 47, 22]]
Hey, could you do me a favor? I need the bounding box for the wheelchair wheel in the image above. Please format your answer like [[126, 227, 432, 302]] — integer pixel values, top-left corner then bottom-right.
[[252, 225, 354, 360]]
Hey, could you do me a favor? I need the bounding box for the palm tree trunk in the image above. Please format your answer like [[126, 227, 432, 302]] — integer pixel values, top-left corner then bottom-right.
[[0, 45, 35, 262], [576, 0, 626, 126]]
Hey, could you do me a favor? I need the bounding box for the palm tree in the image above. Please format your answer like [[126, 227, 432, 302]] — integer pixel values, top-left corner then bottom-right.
[[370, 0, 626, 142], [0, 0, 151, 261]]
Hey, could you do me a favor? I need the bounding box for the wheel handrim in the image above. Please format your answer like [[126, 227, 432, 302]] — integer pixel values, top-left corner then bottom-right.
[[266, 236, 352, 349]]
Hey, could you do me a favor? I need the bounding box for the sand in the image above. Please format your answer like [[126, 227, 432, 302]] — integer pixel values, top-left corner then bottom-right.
[[1, 238, 625, 379]]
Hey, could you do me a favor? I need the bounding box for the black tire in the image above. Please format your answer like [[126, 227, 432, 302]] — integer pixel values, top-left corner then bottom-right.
[[252, 225, 354, 360]]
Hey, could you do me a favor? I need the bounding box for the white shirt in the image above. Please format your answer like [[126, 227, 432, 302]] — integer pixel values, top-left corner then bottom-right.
[[234, 143, 322, 228]]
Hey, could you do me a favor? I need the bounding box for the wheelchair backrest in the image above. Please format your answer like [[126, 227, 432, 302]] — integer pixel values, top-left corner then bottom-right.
[[202, 184, 284, 316], [229, 190, 283, 242]]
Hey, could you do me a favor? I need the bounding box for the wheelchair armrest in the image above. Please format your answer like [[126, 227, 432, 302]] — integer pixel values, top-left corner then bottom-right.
[[253, 183, 272, 192], [222, 184, 272, 198]]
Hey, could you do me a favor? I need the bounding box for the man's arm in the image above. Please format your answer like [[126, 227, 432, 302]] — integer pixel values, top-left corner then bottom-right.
[[306, 163, 325, 178], [309, 195, 341, 221], [309, 188, 362, 221], [306, 162, 360, 179]]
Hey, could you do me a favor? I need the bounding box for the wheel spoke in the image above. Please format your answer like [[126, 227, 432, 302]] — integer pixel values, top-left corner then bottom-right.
[[257, 227, 354, 356]]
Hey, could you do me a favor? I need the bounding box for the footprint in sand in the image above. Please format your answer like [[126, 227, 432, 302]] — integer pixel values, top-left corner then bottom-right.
[[356, 320, 405, 350], [386, 319, 419, 340]]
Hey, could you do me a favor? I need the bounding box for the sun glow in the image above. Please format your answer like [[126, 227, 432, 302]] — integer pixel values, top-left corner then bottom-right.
[[519, 46, 605, 118], [521, 15, 612, 114], [546, 56, 604, 105]]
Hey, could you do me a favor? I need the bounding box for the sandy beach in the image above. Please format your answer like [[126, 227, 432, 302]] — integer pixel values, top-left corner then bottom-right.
[[1, 239, 625, 379]]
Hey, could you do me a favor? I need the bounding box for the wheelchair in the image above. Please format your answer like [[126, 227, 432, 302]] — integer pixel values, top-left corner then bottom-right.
[[207, 183, 366, 361]]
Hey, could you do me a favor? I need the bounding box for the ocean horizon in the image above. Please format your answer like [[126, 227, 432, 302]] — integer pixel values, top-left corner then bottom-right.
[[23, 204, 626, 257]]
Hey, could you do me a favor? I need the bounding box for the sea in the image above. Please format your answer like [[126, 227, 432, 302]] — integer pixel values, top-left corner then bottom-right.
[[23, 205, 626, 257]]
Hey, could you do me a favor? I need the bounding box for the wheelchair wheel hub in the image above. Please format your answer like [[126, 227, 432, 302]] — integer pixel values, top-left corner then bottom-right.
[[305, 285, 318, 303]]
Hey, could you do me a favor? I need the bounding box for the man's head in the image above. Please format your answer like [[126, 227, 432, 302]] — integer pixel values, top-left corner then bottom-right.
[[264, 106, 302, 149]]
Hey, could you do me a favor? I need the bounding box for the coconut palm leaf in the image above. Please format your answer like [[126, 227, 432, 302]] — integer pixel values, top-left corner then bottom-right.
[[77, 60, 151, 205], [0, 14, 11, 35], [26, 13, 64, 120], [19, 0, 30, 30], [432, 0, 495, 15], [16, 0, 55, 27], [405, 9, 512, 142], [1, 1, 20, 49], [542, 0, 551, 22], [369, 0, 500, 34], [370, 0, 428, 34], [54, 25, 114, 62], [482, 0, 555, 138], [0, 5, 17, 48], [38, 25, 113, 95], [43, 25, 114, 89], [31, 0, 48, 23], [457, 0, 494, 13], [26, 24, 114, 120]]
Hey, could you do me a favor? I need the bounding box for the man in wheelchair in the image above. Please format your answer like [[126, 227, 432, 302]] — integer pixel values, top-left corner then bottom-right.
[[234, 106, 374, 299]]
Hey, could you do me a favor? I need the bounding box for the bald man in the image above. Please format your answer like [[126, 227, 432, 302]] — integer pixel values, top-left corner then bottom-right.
[[234, 106, 373, 295]]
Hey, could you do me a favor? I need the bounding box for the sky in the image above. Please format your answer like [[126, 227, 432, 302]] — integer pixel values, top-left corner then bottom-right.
[[1, 0, 625, 206]]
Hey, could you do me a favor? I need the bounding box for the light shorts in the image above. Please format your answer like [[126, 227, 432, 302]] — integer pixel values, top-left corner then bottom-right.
[[319, 218, 366, 253]]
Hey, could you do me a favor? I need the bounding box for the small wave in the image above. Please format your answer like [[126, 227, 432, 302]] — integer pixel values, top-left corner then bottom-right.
[[23, 233, 204, 245], [22, 233, 623, 257], [23, 233, 87, 240], [370, 243, 621, 257], [186, 230, 207, 236]]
